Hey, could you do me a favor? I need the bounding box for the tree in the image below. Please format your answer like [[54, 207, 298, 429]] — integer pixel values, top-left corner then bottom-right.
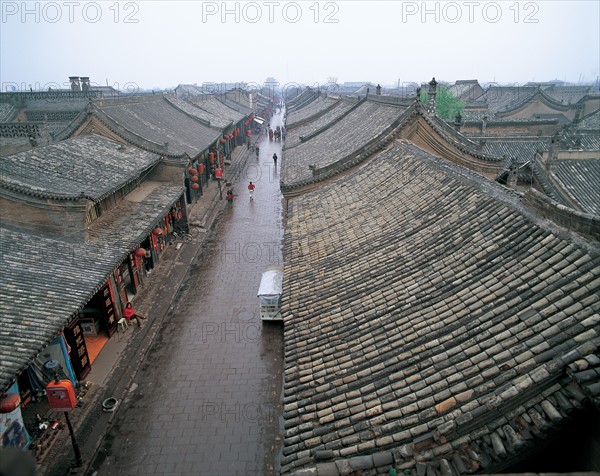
[[420, 86, 465, 120]]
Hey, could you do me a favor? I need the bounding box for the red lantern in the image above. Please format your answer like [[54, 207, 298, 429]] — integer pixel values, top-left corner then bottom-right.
[[246, 130, 252, 136], [191, 183, 200, 190], [189, 167, 198, 175], [229, 134, 233, 139], [190, 175, 199, 182], [135, 248, 147, 257], [208, 152, 215, 161], [153, 227, 164, 236], [219, 138, 225, 143], [198, 164, 205, 174]]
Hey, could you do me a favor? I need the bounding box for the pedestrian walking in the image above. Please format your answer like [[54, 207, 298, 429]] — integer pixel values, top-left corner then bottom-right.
[[123, 302, 145, 328], [248, 181, 255, 200], [273, 153, 278, 166]]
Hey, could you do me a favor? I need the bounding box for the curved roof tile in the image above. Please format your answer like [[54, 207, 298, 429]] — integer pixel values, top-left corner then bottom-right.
[[0, 184, 184, 390], [281, 141, 600, 474], [286, 97, 342, 128], [281, 100, 407, 189], [96, 95, 221, 157], [0, 134, 159, 201]]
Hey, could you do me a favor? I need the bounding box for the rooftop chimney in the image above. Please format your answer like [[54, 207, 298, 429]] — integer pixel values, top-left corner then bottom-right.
[[80, 77, 91, 92], [69, 76, 81, 91]]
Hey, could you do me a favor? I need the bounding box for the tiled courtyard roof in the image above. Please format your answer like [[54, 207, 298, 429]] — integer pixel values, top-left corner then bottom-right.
[[475, 86, 538, 114], [281, 140, 600, 475], [286, 97, 342, 128], [287, 89, 320, 112], [189, 95, 245, 123], [543, 86, 595, 105], [560, 132, 600, 151], [284, 100, 357, 149], [0, 134, 159, 201], [95, 95, 221, 157], [165, 96, 231, 129], [219, 95, 253, 116], [254, 91, 273, 109], [575, 108, 600, 132], [478, 137, 551, 163], [0, 183, 184, 391], [281, 99, 407, 190], [0, 103, 17, 122], [448, 80, 482, 102], [552, 160, 600, 215]]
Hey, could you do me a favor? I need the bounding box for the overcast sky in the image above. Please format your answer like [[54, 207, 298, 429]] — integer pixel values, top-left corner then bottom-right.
[[1, 0, 598, 91]]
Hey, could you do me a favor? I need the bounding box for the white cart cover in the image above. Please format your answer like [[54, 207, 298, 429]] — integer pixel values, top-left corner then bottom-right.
[[257, 269, 283, 297]]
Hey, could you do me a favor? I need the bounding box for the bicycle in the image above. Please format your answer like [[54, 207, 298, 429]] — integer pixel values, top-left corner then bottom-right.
[[171, 229, 193, 243]]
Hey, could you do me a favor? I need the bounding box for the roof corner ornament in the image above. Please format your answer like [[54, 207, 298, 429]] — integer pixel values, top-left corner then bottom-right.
[[427, 77, 437, 116], [454, 112, 462, 131]]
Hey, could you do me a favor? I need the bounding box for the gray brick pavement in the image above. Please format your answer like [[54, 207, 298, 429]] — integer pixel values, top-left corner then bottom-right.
[[80, 113, 287, 475], [39, 139, 276, 476]]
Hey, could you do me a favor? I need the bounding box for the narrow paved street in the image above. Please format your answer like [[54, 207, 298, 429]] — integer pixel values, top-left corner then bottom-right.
[[91, 109, 286, 475]]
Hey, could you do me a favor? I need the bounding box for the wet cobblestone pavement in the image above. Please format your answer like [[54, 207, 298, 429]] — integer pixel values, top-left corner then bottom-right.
[[89, 113, 286, 476]]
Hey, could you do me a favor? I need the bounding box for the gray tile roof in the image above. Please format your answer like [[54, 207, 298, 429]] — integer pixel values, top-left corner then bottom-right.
[[280, 140, 600, 474], [165, 96, 231, 129], [475, 86, 538, 114], [189, 95, 245, 123], [281, 100, 407, 190], [544, 86, 595, 105], [0, 103, 17, 122], [284, 100, 356, 149], [0, 134, 160, 201], [576, 108, 600, 132], [478, 137, 551, 163], [95, 95, 221, 157], [552, 160, 600, 215], [219, 95, 253, 116], [0, 183, 184, 391], [448, 80, 482, 102], [287, 89, 320, 112], [286, 97, 342, 128]]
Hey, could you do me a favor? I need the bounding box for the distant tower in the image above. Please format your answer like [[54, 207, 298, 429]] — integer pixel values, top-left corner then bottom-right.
[[427, 77, 437, 115], [264, 77, 279, 101], [376, 84, 381, 95]]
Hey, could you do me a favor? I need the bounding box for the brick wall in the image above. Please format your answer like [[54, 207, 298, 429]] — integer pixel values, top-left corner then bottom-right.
[[0, 195, 87, 239]]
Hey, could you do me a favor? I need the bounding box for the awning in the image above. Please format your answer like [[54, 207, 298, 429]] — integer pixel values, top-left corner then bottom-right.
[[253, 116, 265, 125]]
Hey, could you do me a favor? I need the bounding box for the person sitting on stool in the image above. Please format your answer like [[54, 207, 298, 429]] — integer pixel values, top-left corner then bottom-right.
[[123, 302, 145, 328]]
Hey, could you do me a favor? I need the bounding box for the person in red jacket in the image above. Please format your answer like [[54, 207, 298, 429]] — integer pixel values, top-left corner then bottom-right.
[[123, 302, 145, 328]]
